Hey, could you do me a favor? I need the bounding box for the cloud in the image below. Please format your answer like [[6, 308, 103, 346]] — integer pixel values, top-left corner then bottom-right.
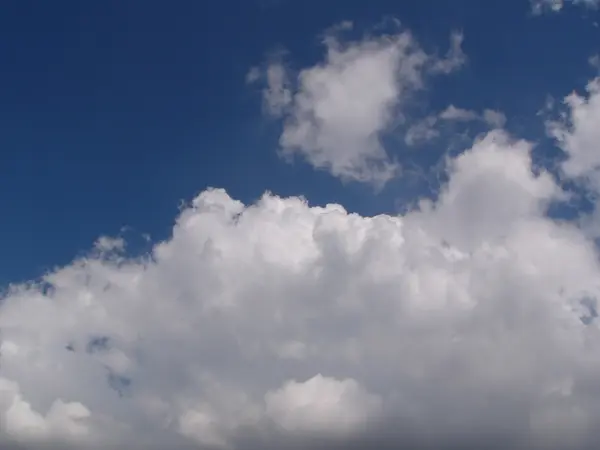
[[439, 105, 480, 122], [5, 113, 600, 449], [430, 31, 467, 74], [404, 115, 440, 146], [93, 237, 125, 254], [248, 22, 466, 186], [439, 105, 506, 128], [482, 109, 508, 128], [547, 78, 600, 184], [546, 77, 600, 236], [531, 0, 600, 14], [247, 62, 293, 117], [404, 106, 507, 147], [264, 374, 382, 436]]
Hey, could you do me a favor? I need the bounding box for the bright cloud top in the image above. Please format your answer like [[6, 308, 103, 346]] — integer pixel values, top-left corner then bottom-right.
[[4, 92, 600, 448], [249, 22, 465, 186]]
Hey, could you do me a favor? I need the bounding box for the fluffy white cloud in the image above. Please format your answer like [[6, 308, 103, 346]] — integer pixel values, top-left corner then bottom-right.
[[4, 117, 600, 448], [248, 22, 466, 186], [264, 374, 382, 436], [547, 77, 600, 237], [531, 0, 600, 14], [548, 78, 600, 184]]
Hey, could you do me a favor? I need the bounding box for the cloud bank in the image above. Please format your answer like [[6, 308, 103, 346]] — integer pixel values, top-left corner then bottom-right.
[[4, 17, 600, 450]]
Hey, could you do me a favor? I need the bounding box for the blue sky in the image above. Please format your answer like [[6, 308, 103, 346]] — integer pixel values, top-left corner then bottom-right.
[[1, 0, 598, 284]]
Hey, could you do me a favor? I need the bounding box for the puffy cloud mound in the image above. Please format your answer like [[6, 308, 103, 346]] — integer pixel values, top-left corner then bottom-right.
[[547, 77, 600, 235], [3, 124, 600, 449], [549, 78, 600, 184]]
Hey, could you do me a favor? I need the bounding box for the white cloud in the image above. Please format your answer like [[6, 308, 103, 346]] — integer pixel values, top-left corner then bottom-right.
[[482, 109, 507, 128], [250, 62, 293, 117], [249, 22, 466, 186], [547, 77, 600, 237], [531, 0, 568, 13], [430, 31, 467, 74], [531, 0, 600, 14], [439, 105, 480, 122], [547, 78, 600, 184], [5, 121, 600, 449], [94, 236, 125, 253], [440, 105, 506, 128], [404, 115, 439, 146], [265, 374, 382, 436], [404, 106, 507, 147]]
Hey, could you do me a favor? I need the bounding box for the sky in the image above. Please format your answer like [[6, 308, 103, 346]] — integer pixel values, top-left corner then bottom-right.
[[1, 0, 600, 449]]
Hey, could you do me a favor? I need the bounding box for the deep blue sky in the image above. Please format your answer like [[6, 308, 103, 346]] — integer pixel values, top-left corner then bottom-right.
[[0, 0, 598, 284]]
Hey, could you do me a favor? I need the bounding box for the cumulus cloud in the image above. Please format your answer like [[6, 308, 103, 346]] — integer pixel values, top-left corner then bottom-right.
[[531, 0, 600, 14], [248, 22, 466, 186], [264, 374, 382, 436], [547, 78, 600, 184], [546, 77, 600, 236], [4, 116, 600, 449]]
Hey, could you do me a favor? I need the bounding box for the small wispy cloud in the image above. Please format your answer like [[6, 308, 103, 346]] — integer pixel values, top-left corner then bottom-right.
[[531, 0, 600, 14], [248, 22, 466, 186]]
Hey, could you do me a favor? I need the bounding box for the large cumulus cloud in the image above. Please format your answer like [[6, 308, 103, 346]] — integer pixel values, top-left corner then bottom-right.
[[3, 122, 600, 449]]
